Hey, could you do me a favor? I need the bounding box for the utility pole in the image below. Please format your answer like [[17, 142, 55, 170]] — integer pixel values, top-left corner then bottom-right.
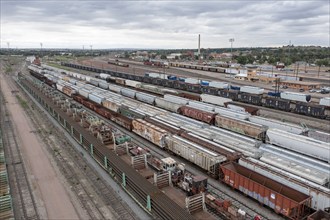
[[229, 38, 235, 77], [7, 42, 10, 50], [40, 42, 43, 50]]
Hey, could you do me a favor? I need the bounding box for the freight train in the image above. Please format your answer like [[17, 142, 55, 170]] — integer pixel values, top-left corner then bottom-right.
[[26, 66, 330, 218], [60, 62, 330, 119]]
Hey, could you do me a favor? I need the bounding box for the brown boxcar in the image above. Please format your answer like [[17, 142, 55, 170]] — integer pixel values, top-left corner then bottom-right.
[[215, 115, 267, 141], [111, 113, 133, 131], [307, 210, 330, 220], [62, 85, 76, 97], [178, 92, 201, 101], [115, 78, 126, 85], [144, 117, 183, 135], [221, 162, 311, 220], [179, 106, 217, 124]]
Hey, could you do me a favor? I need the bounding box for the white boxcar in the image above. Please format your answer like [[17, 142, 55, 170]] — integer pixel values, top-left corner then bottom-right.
[[56, 83, 64, 92], [185, 78, 200, 84], [319, 97, 330, 107], [136, 92, 156, 104], [240, 86, 264, 95], [165, 135, 227, 174], [155, 97, 182, 113], [109, 84, 122, 93], [88, 93, 105, 105], [239, 158, 330, 211], [188, 100, 215, 112], [214, 107, 250, 120], [260, 153, 329, 185], [121, 88, 136, 99], [280, 92, 311, 102], [266, 128, 330, 162], [76, 81, 86, 87], [89, 79, 100, 87], [249, 116, 306, 134], [164, 94, 189, 105], [125, 80, 141, 88], [78, 88, 90, 98], [200, 94, 232, 107], [209, 81, 229, 89]]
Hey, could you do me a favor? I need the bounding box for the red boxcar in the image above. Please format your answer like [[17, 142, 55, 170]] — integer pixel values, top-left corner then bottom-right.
[[179, 106, 217, 124], [221, 162, 311, 220]]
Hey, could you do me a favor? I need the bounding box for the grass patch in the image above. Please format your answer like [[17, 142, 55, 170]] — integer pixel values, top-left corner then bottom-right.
[[16, 95, 28, 109]]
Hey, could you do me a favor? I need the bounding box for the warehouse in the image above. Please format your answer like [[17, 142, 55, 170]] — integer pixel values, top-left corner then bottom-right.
[[279, 81, 321, 90]]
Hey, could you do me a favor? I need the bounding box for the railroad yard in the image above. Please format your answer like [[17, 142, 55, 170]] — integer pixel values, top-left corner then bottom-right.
[[1, 55, 330, 220]]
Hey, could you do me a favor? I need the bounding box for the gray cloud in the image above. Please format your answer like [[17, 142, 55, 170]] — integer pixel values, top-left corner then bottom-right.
[[1, 0, 329, 48]]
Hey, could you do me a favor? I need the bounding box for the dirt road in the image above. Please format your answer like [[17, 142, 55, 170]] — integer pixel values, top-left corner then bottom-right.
[[0, 74, 81, 219]]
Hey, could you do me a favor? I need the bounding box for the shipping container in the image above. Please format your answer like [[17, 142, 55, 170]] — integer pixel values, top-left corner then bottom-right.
[[200, 94, 232, 107], [280, 92, 311, 102], [165, 135, 227, 176], [188, 100, 215, 112], [132, 119, 168, 148], [120, 88, 136, 99], [135, 92, 156, 105], [179, 106, 217, 124], [249, 116, 306, 134], [209, 81, 229, 89], [239, 157, 330, 211], [215, 115, 267, 140], [88, 93, 105, 105], [214, 107, 250, 120], [266, 128, 330, 162], [155, 97, 182, 113], [319, 97, 330, 107], [240, 86, 264, 95], [221, 161, 311, 220]]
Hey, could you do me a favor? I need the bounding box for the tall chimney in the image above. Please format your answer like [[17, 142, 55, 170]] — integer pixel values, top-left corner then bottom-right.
[[198, 34, 201, 59]]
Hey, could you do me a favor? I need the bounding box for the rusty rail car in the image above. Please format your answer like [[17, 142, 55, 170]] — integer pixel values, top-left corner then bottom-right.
[[221, 161, 311, 220], [18, 76, 192, 220]]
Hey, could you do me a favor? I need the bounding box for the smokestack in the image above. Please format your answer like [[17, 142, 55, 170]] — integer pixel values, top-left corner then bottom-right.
[[198, 34, 200, 59]]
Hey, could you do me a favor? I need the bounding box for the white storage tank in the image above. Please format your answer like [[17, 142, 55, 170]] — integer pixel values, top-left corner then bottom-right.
[[200, 94, 232, 106], [240, 86, 264, 95], [319, 97, 330, 107], [209, 81, 229, 89], [280, 92, 311, 102], [266, 128, 330, 162]]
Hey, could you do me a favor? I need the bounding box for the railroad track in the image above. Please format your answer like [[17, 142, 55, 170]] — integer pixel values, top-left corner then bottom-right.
[[0, 92, 40, 220], [61, 86, 274, 219], [6, 74, 138, 220]]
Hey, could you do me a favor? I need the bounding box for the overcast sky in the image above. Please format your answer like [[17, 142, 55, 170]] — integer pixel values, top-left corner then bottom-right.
[[1, 0, 329, 49]]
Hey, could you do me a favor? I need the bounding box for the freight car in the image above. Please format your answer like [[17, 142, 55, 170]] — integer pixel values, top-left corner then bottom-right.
[[108, 60, 129, 67], [220, 161, 311, 220], [61, 62, 330, 119]]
